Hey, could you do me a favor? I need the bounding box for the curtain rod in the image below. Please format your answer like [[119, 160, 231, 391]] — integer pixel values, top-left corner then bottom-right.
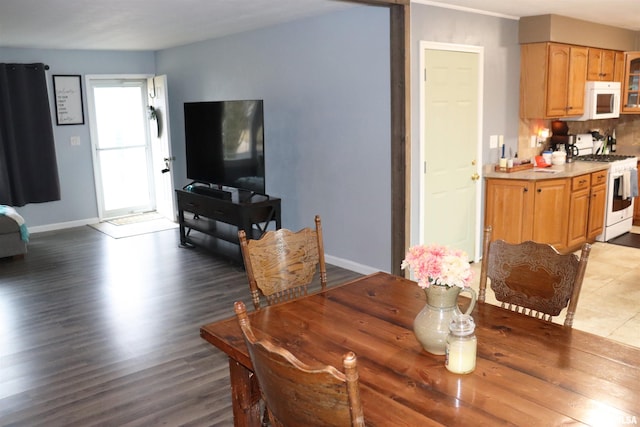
[[21, 63, 49, 70], [0, 63, 49, 71]]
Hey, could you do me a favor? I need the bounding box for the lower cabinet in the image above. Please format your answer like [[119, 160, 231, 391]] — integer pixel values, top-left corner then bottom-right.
[[567, 174, 591, 248], [484, 178, 568, 251], [485, 172, 606, 252], [587, 170, 608, 239], [483, 179, 533, 244], [531, 179, 569, 251]]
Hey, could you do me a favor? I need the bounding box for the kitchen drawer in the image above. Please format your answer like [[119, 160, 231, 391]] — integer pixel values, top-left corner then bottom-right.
[[591, 170, 608, 186], [571, 174, 591, 191]]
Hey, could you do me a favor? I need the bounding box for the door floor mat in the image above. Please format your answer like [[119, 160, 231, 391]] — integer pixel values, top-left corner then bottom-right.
[[607, 232, 640, 249], [107, 212, 163, 225], [89, 217, 177, 239]]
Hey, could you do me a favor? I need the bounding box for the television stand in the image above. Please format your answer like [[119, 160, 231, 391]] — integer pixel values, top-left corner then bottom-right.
[[176, 189, 281, 262]]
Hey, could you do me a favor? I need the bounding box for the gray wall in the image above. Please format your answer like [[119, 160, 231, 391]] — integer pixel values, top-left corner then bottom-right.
[[410, 5, 521, 247], [0, 47, 156, 226], [156, 6, 392, 272]]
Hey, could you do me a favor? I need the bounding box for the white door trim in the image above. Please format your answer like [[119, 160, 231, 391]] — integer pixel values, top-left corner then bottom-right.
[[418, 41, 484, 262], [147, 75, 176, 221]]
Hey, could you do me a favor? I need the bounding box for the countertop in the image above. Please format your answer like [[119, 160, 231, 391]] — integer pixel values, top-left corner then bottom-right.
[[484, 161, 610, 180]]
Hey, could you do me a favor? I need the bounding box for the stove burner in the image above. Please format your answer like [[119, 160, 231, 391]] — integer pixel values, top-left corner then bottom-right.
[[575, 154, 635, 162]]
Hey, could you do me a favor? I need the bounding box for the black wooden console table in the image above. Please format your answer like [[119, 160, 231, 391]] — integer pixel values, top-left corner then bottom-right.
[[176, 189, 281, 262]]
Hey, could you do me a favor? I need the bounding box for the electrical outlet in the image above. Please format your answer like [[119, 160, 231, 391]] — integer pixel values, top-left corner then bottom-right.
[[70, 136, 81, 146], [530, 135, 537, 148], [489, 135, 498, 149]]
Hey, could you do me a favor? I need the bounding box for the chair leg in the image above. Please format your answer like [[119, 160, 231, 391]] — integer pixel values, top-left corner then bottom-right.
[[261, 404, 270, 427]]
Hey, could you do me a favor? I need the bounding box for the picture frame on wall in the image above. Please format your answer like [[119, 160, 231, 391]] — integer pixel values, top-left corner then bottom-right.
[[53, 74, 84, 125]]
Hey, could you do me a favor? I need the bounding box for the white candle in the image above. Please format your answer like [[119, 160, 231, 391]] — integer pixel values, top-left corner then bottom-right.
[[445, 314, 477, 374], [445, 337, 477, 374]]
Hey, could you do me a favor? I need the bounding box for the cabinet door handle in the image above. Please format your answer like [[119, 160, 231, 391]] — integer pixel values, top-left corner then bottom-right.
[[523, 187, 528, 192], [537, 188, 542, 193]]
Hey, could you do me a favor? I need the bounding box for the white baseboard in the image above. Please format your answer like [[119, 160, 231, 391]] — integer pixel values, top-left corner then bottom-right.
[[29, 218, 100, 234], [325, 254, 382, 276]]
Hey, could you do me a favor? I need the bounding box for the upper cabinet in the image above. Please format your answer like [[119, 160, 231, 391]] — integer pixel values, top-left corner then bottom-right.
[[520, 43, 628, 119], [548, 44, 588, 118], [587, 48, 622, 81], [520, 43, 588, 119], [621, 52, 640, 114], [614, 51, 626, 83]]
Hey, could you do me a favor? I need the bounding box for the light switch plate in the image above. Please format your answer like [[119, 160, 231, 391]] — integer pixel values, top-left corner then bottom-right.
[[489, 135, 498, 149]]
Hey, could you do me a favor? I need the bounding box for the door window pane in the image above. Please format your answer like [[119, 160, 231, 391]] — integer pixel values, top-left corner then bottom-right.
[[99, 147, 151, 211]]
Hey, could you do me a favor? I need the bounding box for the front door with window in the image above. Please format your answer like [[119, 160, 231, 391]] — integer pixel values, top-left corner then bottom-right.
[[86, 77, 155, 220]]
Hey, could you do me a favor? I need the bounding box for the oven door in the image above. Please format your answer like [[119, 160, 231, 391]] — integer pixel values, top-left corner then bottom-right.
[[607, 171, 634, 226]]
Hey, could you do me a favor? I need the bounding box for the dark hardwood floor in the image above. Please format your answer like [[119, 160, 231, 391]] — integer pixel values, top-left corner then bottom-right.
[[0, 226, 362, 426]]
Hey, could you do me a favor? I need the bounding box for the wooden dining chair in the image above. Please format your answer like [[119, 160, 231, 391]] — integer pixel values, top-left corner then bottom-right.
[[234, 301, 365, 427], [238, 215, 327, 310], [478, 226, 591, 327]]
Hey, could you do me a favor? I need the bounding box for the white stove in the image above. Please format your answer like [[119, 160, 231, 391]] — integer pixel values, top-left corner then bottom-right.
[[575, 149, 638, 242]]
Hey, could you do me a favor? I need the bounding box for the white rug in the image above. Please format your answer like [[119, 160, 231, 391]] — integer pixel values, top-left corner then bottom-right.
[[107, 212, 163, 226], [89, 217, 178, 239]]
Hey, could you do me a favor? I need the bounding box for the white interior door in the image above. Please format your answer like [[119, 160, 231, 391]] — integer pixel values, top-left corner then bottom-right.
[[420, 43, 483, 261], [87, 76, 155, 220], [147, 75, 176, 221]]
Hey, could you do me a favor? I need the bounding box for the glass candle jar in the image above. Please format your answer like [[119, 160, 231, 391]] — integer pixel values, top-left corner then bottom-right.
[[445, 314, 477, 374]]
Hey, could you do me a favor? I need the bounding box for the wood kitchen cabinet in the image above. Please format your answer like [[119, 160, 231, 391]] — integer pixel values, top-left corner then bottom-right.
[[587, 170, 608, 239], [520, 42, 588, 119], [566, 170, 607, 248], [567, 174, 591, 248], [532, 179, 569, 250], [484, 178, 569, 251], [614, 51, 626, 83], [621, 52, 640, 113], [484, 179, 533, 244], [587, 48, 619, 81]]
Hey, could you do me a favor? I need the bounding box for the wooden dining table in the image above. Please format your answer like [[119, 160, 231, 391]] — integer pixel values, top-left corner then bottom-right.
[[200, 272, 640, 426]]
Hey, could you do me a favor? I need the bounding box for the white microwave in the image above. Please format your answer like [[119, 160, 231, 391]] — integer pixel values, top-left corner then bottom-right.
[[564, 81, 621, 121]]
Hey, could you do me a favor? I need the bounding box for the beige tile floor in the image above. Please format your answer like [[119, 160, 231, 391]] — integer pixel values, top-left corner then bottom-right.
[[470, 226, 640, 349]]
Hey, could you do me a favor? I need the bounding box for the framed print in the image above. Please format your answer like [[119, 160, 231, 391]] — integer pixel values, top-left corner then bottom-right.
[[53, 75, 84, 125]]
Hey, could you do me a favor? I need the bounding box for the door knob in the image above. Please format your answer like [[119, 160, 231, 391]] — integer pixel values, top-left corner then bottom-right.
[[471, 173, 480, 181]]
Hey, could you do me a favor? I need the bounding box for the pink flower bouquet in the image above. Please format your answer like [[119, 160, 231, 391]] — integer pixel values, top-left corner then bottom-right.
[[401, 244, 473, 289]]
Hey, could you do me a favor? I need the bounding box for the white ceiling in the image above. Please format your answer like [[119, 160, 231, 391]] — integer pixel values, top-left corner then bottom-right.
[[0, 0, 638, 51]]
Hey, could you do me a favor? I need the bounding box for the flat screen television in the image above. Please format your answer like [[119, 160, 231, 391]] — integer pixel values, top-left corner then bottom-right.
[[184, 99, 265, 194]]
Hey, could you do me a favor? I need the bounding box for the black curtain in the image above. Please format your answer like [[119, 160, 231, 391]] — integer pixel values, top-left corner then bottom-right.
[[0, 63, 60, 207]]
